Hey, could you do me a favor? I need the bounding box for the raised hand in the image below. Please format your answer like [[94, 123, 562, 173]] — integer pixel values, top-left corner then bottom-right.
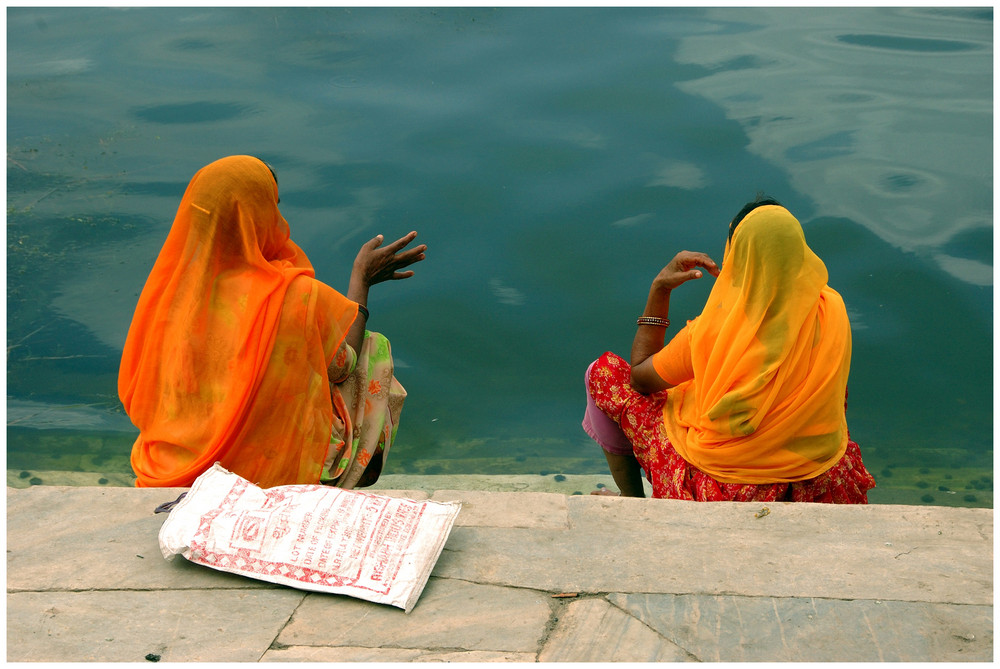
[[344, 231, 426, 354], [651, 250, 719, 292], [352, 231, 426, 288]]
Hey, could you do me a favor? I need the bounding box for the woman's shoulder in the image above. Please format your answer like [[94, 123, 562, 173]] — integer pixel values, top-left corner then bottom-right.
[[820, 284, 849, 315], [286, 274, 344, 301]]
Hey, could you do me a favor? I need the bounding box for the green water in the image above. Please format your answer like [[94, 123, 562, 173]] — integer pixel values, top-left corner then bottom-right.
[[6, 7, 992, 506]]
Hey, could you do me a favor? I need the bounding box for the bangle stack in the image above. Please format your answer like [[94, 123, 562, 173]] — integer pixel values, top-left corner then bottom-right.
[[636, 315, 670, 328], [357, 304, 369, 320]]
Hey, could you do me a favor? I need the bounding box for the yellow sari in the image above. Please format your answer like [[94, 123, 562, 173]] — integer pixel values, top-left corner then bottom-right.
[[662, 205, 852, 484]]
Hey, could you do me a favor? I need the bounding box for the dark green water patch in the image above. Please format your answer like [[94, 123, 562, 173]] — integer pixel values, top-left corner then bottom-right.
[[119, 181, 189, 199], [7, 208, 150, 405], [804, 216, 991, 473], [6, 159, 75, 195], [940, 226, 993, 266], [168, 37, 215, 51], [711, 54, 774, 72], [828, 92, 876, 104], [6, 423, 991, 509], [919, 7, 992, 22], [7, 427, 135, 474], [836, 34, 977, 53], [132, 102, 253, 124]]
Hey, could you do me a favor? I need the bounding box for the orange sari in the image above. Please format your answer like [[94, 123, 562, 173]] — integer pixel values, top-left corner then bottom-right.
[[659, 205, 852, 484], [119, 156, 358, 488]]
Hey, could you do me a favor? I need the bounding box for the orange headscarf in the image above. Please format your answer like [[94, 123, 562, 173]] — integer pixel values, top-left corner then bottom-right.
[[119, 156, 358, 488], [663, 205, 852, 484]]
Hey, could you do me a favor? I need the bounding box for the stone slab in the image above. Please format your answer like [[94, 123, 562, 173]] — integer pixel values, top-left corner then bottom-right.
[[6, 483, 994, 663], [6, 486, 278, 592], [361, 488, 430, 500], [538, 597, 693, 662], [566, 495, 993, 542], [7, 589, 304, 662], [429, 490, 569, 529], [261, 646, 536, 662], [608, 593, 994, 662], [276, 577, 552, 653], [6, 485, 433, 592], [432, 497, 992, 605]]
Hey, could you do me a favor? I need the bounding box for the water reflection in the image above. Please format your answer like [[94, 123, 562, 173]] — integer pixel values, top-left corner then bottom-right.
[[672, 6, 992, 283]]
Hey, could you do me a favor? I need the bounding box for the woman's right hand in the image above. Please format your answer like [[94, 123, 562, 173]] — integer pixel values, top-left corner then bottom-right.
[[651, 251, 719, 291]]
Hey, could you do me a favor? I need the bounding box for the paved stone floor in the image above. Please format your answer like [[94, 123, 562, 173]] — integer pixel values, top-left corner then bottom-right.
[[6, 476, 993, 662]]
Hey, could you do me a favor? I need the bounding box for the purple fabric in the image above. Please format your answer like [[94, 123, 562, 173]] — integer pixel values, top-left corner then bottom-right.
[[582, 360, 633, 456]]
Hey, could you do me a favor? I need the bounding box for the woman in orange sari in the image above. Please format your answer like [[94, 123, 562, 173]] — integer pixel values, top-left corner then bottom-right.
[[583, 199, 876, 502], [119, 155, 425, 489]]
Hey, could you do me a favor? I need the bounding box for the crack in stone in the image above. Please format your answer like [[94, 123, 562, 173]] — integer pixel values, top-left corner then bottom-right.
[[605, 595, 702, 662], [6, 586, 288, 594], [430, 574, 567, 598], [264, 591, 311, 659], [533, 591, 581, 660], [269, 643, 519, 655]]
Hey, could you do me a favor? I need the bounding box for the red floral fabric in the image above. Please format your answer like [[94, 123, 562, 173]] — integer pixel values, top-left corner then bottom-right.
[[588, 352, 876, 503]]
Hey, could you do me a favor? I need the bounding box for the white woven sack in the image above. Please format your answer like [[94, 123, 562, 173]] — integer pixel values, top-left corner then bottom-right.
[[158, 463, 461, 613]]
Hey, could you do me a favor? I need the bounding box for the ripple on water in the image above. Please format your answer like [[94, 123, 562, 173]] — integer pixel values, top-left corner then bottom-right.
[[881, 172, 924, 194], [132, 101, 253, 124], [842, 164, 944, 199], [835, 34, 978, 53]]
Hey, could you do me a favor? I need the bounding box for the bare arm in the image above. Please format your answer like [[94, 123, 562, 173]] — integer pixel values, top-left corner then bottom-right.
[[344, 231, 426, 354], [630, 250, 718, 394]]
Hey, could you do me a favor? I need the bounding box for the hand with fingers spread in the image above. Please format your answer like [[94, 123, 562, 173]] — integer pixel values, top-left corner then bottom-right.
[[352, 231, 427, 288], [344, 230, 426, 354]]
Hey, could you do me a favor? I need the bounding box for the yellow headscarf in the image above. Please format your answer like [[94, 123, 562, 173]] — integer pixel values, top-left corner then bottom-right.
[[120, 156, 358, 488], [663, 205, 851, 483]]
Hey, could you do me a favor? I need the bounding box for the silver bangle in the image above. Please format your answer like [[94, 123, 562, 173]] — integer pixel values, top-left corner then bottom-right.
[[636, 316, 670, 328]]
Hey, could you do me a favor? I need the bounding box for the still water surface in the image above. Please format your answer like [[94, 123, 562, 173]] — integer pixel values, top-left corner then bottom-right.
[[6, 7, 993, 505]]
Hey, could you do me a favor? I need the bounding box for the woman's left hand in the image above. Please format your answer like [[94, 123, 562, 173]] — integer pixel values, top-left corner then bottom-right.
[[344, 231, 426, 354], [353, 231, 427, 288]]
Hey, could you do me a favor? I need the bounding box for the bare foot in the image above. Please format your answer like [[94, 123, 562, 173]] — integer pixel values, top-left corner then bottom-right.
[[589, 488, 620, 496]]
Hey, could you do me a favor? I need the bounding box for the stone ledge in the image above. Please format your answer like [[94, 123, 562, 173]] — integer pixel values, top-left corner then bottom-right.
[[6, 482, 993, 663]]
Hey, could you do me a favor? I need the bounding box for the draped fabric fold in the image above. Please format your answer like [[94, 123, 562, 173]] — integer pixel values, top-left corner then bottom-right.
[[120, 155, 358, 488], [662, 205, 852, 483]]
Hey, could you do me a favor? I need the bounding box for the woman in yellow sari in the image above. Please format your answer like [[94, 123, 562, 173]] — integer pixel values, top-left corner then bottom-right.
[[583, 199, 876, 502], [119, 155, 425, 489]]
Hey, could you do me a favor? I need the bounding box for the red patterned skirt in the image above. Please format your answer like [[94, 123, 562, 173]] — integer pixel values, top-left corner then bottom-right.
[[586, 352, 876, 503]]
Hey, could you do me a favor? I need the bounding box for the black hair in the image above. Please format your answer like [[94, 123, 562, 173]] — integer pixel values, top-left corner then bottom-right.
[[262, 161, 278, 186], [262, 161, 279, 203], [728, 194, 782, 243]]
